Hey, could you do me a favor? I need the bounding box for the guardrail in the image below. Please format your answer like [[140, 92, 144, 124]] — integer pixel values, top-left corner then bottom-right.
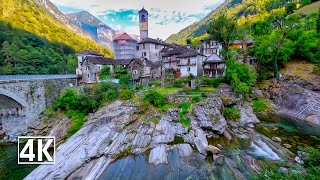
[[0, 74, 79, 82]]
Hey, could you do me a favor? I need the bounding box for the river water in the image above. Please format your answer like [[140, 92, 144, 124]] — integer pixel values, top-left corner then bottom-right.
[[0, 114, 319, 180]]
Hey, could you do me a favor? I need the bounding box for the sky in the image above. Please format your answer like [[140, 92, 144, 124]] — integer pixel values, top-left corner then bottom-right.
[[51, 0, 224, 40]]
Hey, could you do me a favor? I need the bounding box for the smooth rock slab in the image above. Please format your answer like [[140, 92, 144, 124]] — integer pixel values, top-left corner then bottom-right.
[[176, 144, 193, 157], [149, 144, 168, 165]]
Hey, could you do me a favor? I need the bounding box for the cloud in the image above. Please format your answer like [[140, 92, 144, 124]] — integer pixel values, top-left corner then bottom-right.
[[51, 0, 224, 39]]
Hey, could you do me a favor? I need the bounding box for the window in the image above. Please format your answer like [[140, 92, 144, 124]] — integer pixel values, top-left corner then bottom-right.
[[187, 67, 191, 71], [87, 74, 90, 78], [188, 58, 190, 65], [155, 44, 158, 49], [133, 70, 138, 74], [142, 15, 146, 22], [143, 43, 146, 49], [156, 53, 157, 56]]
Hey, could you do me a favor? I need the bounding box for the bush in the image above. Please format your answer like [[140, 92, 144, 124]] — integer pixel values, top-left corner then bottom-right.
[[192, 96, 201, 103], [202, 77, 222, 88], [314, 64, 320, 75], [119, 89, 134, 100], [251, 99, 269, 113], [99, 66, 111, 80], [188, 73, 194, 79], [144, 90, 167, 107], [182, 85, 192, 92], [149, 80, 161, 87], [224, 106, 241, 120], [226, 59, 257, 94], [173, 78, 188, 87], [119, 74, 131, 85], [201, 92, 208, 98]]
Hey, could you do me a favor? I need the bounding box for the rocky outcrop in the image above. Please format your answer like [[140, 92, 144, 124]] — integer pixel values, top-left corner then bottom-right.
[[272, 82, 320, 126], [149, 144, 168, 165]]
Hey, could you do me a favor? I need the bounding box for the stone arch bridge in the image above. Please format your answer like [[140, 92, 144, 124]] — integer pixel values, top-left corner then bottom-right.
[[0, 75, 78, 141]]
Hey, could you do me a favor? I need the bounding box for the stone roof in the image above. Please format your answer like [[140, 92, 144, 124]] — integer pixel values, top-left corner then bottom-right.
[[138, 38, 168, 45], [139, 7, 148, 14], [113, 33, 137, 41], [177, 49, 203, 58], [77, 50, 104, 57], [161, 44, 189, 57], [85, 56, 114, 65], [114, 59, 133, 65], [203, 53, 224, 63]]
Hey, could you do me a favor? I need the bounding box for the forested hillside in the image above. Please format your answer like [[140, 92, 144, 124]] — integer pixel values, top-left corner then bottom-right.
[[0, 0, 113, 74], [166, 0, 319, 45]]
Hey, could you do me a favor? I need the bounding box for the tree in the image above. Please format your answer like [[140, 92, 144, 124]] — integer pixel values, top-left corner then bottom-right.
[[207, 13, 238, 58]]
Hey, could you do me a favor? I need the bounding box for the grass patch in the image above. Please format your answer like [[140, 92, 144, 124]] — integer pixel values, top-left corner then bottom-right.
[[66, 110, 87, 138], [251, 99, 270, 113], [199, 87, 216, 92], [179, 102, 191, 127], [155, 87, 181, 95], [168, 136, 185, 145], [158, 103, 177, 111], [224, 106, 240, 121], [150, 117, 161, 124]]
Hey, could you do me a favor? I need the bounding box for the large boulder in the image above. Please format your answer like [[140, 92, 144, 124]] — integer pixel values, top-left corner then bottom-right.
[[273, 83, 320, 126], [148, 144, 168, 165], [176, 144, 193, 157]]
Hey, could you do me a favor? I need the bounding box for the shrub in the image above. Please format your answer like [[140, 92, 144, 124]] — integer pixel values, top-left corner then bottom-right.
[[224, 106, 241, 120], [314, 64, 320, 75], [201, 92, 208, 98], [104, 89, 118, 102], [192, 96, 201, 103], [144, 90, 167, 107], [118, 74, 131, 85], [251, 99, 269, 113], [182, 85, 192, 92], [115, 66, 127, 76], [66, 110, 87, 138], [188, 73, 194, 79], [99, 66, 111, 80], [173, 78, 188, 87], [202, 77, 222, 88], [226, 59, 257, 94], [119, 89, 134, 100], [149, 80, 161, 87]]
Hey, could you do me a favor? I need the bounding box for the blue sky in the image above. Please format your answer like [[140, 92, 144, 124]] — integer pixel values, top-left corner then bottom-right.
[[51, 0, 224, 40]]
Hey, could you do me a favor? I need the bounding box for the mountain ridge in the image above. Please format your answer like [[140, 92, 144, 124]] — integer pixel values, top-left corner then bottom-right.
[[66, 11, 115, 49]]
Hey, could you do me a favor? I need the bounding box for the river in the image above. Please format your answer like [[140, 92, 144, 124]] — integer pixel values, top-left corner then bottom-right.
[[0, 114, 319, 180]]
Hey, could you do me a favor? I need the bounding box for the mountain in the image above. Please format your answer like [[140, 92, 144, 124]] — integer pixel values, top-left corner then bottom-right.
[[34, 0, 93, 41], [165, 0, 317, 45], [0, 0, 112, 75], [165, 0, 229, 45], [0, 0, 111, 56], [66, 11, 115, 49]]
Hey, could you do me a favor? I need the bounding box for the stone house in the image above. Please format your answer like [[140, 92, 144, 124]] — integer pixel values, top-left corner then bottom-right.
[[137, 38, 169, 62], [176, 49, 206, 77], [115, 58, 162, 86], [113, 33, 138, 60], [76, 50, 104, 75], [203, 53, 226, 78], [81, 56, 114, 84], [161, 44, 205, 77], [200, 35, 222, 57]]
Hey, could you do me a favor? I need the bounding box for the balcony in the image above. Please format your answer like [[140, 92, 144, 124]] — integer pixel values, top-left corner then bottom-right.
[[178, 62, 196, 66], [204, 67, 225, 71]]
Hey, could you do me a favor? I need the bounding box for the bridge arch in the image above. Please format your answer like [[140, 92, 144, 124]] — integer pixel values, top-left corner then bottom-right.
[[0, 88, 27, 109]]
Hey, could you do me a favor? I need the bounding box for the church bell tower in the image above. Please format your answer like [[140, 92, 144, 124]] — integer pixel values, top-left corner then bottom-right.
[[139, 7, 148, 40]]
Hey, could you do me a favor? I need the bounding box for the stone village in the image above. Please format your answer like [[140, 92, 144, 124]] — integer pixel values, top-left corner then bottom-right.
[[76, 8, 254, 85]]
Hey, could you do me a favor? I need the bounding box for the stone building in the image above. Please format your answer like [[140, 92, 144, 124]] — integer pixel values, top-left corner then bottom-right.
[[115, 58, 162, 86], [81, 56, 114, 84], [203, 53, 226, 78], [176, 49, 206, 77], [199, 35, 222, 57], [138, 38, 168, 62], [76, 50, 104, 75], [139, 8, 149, 40], [161, 44, 205, 77], [113, 33, 138, 60]]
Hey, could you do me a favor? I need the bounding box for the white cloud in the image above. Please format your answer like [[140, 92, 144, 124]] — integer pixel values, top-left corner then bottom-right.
[[51, 0, 224, 39]]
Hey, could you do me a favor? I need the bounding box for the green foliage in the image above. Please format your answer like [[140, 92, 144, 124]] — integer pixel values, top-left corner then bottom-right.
[[224, 106, 240, 120], [226, 59, 257, 94], [115, 66, 128, 76], [173, 78, 188, 88], [207, 13, 237, 51], [182, 85, 192, 92], [0, 0, 112, 74], [192, 96, 201, 103], [149, 80, 161, 87], [144, 90, 167, 107], [251, 99, 270, 113], [119, 89, 134, 100], [66, 110, 87, 138], [202, 77, 222, 88], [188, 73, 194, 79], [150, 117, 161, 124], [178, 102, 191, 127], [99, 66, 111, 80]]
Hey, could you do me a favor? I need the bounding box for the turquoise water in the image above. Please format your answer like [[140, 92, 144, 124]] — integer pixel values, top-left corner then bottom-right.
[[0, 143, 38, 180]]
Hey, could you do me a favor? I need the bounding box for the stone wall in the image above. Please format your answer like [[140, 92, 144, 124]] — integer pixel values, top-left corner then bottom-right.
[[0, 79, 77, 141]]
